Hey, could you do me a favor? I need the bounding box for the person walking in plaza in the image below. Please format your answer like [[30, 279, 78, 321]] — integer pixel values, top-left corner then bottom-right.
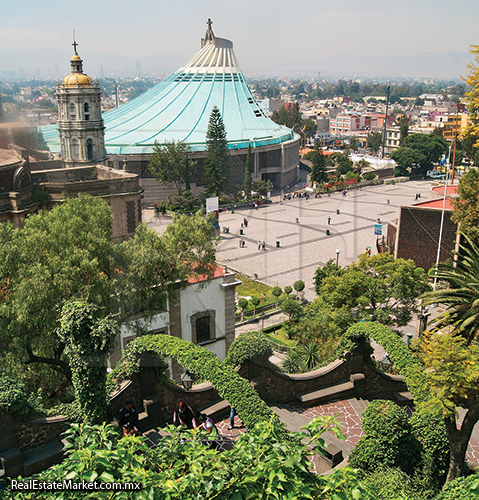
[[327, 216, 331, 225], [258, 240, 261, 250], [173, 401, 197, 429], [262, 241, 266, 251]]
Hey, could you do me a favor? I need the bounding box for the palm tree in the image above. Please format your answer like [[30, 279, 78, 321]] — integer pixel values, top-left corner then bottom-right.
[[298, 343, 321, 372], [421, 235, 479, 345]]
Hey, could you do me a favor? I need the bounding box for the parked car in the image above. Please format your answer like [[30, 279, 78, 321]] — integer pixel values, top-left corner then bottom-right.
[[426, 170, 445, 179]]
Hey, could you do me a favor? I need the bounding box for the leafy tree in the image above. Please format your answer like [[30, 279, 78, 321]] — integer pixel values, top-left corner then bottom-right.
[[418, 331, 479, 481], [451, 171, 479, 243], [281, 299, 303, 326], [5, 418, 378, 499], [302, 118, 318, 139], [148, 140, 195, 194], [243, 144, 253, 199], [337, 157, 354, 175], [421, 235, 479, 344], [250, 296, 260, 316], [317, 253, 430, 328], [391, 146, 425, 174], [367, 132, 382, 154], [204, 106, 230, 196], [349, 400, 422, 475], [58, 300, 117, 424], [284, 285, 293, 297], [363, 171, 376, 181], [415, 96, 425, 106], [0, 196, 218, 399], [225, 331, 272, 367], [252, 178, 273, 196], [293, 279, 305, 298], [271, 286, 282, 308], [314, 259, 342, 294], [404, 133, 448, 168], [238, 298, 249, 321], [271, 103, 302, 130], [464, 44, 479, 146], [305, 149, 328, 183]]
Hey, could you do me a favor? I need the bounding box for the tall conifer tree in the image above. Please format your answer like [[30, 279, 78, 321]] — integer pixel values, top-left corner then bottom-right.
[[204, 106, 229, 197], [243, 144, 253, 199]]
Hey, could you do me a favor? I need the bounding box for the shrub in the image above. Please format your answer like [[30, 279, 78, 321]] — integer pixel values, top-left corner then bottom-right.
[[348, 400, 421, 475], [271, 286, 282, 307], [363, 171, 376, 181], [293, 280, 305, 296], [225, 331, 273, 367], [435, 474, 479, 500], [0, 375, 37, 419], [284, 285, 293, 296], [365, 467, 429, 500], [411, 412, 450, 493]]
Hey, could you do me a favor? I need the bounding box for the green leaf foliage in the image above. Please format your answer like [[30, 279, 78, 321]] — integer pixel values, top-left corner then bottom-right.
[[0, 375, 36, 419], [348, 400, 422, 476], [435, 474, 479, 500], [342, 322, 431, 405], [2, 419, 379, 499], [121, 334, 283, 435], [225, 331, 273, 367]]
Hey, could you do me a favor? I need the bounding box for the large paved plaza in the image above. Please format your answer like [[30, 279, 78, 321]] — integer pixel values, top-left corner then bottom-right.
[[214, 179, 435, 300]]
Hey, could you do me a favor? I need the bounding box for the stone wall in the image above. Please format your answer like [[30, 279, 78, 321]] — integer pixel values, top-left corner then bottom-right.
[[239, 358, 351, 404], [12, 415, 68, 453]]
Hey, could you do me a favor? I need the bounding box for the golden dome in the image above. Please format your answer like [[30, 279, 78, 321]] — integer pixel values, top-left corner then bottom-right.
[[62, 73, 93, 87], [71, 54, 81, 61]]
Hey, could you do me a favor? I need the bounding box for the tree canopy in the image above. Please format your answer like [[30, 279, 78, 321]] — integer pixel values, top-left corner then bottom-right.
[[451, 170, 479, 243], [0, 195, 217, 400], [315, 253, 430, 328], [148, 140, 195, 194]]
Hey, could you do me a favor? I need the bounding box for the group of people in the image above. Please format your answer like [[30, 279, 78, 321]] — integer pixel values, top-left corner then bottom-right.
[[257, 240, 266, 251], [239, 238, 246, 248], [118, 399, 239, 447]]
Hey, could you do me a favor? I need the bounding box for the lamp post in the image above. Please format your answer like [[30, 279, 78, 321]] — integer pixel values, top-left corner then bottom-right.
[[336, 249, 340, 267], [180, 369, 194, 391], [380, 354, 391, 372]]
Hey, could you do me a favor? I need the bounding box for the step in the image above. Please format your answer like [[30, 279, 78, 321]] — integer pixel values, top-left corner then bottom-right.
[[22, 439, 64, 476], [270, 404, 309, 432], [197, 400, 231, 421], [348, 398, 369, 418], [394, 391, 414, 406], [296, 381, 355, 407]]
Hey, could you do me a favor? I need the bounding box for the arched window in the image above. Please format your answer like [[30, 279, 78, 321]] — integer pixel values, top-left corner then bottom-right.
[[69, 103, 76, 120], [86, 139, 94, 160], [84, 102, 90, 121]]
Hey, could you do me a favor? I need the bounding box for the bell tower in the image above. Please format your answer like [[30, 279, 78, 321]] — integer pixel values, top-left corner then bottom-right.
[[56, 40, 106, 167]]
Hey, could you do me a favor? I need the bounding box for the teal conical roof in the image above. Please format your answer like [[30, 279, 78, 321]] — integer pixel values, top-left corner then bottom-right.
[[43, 23, 294, 155]]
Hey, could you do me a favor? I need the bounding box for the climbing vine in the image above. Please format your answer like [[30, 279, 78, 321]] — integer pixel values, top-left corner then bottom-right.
[[121, 334, 284, 434]]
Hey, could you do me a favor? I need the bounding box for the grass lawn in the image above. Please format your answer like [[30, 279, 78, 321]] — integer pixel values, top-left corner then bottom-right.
[[236, 274, 290, 311], [265, 326, 296, 347]]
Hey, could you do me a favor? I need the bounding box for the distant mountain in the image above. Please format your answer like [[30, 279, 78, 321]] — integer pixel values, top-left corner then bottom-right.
[[243, 51, 474, 80], [0, 48, 472, 80]]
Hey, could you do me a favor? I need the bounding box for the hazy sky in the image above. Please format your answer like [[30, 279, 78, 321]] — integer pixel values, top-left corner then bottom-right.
[[2, 0, 479, 72]]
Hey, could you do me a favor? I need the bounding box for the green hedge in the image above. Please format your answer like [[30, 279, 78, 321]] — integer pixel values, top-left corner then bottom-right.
[[122, 334, 285, 435], [342, 322, 431, 405], [348, 400, 422, 475], [435, 474, 479, 499], [224, 331, 273, 367]]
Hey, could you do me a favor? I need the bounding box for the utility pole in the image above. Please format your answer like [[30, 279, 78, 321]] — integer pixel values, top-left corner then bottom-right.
[[381, 85, 390, 159]]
